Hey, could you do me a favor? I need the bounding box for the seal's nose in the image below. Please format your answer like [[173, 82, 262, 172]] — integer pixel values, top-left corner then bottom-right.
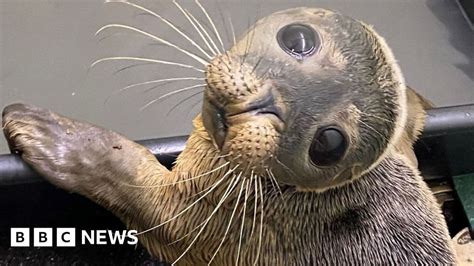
[[202, 88, 283, 150]]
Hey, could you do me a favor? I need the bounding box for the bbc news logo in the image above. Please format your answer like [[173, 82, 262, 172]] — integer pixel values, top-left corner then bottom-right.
[[11, 228, 138, 247]]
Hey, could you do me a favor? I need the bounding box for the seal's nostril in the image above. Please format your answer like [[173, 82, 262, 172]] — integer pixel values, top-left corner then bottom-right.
[[214, 107, 228, 149], [202, 99, 229, 150]]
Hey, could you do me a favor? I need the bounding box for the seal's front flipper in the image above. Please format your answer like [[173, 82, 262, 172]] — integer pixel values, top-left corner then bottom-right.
[[2, 103, 169, 209]]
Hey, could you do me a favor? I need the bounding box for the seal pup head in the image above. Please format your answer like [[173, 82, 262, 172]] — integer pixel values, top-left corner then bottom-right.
[[201, 7, 407, 192]]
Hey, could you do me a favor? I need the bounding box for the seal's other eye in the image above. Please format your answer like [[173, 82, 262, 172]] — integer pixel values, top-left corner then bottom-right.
[[309, 126, 348, 166], [277, 24, 319, 59]]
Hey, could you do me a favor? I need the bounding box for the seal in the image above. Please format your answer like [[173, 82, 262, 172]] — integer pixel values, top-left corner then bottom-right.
[[2, 6, 457, 265]]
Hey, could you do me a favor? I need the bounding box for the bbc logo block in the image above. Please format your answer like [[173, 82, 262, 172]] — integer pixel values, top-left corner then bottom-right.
[[33, 228, 53, 247], [10, 228, 30, 247], [11, 228, 76, 247], [57, 228, 75, 247]]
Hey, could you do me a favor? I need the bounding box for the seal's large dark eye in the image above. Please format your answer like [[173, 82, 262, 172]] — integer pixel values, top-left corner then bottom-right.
[[309, 126, 348, 166], [277, 24, 319, 59]]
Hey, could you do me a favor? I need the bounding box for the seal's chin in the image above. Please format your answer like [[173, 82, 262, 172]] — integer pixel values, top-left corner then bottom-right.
[[202, 97, 283, 173]]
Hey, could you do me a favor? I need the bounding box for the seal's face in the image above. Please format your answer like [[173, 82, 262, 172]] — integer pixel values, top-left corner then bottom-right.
[[202, 8, 406, 191]]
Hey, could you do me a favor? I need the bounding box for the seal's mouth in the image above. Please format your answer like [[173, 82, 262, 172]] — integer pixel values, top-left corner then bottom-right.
[[203, 92, 284, 151]]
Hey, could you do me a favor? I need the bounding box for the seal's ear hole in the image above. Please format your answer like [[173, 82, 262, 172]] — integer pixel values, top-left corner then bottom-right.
[[309, 126, 348, 166], [277, 24, 319, 59]]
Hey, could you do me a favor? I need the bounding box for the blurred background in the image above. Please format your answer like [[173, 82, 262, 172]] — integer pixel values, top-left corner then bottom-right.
[[1, 0, 473, 153]]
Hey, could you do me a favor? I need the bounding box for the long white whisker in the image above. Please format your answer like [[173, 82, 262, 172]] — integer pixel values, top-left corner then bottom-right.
[[122, 77, 204, 92], [120, 161, 230, 188], [249, 173, 257, 240], [135, 165, 238, 235], [194, 0, 225, 51], [185, 162, 232, 200], [218, 153, 232, 159], [228, 16, 236, 46], [254, 176, 264, 266], [95, 24, 208, 65], [106, 0, 214, 60], [172, 172, 244, 265], [208, 176, 246, 264], [236, 178, 250, 265], [173, 0, 219, 56], [167, 167, 238, 245], [166, 219, 206, 246], [267, 169, 284, 200], [90, 57, 205, 72], [265, 169, 277, 195], [140, 84, 206, 111], [167, 90, 204, 116], [112, 62, 152, 75], [185, 8, 221, 56]]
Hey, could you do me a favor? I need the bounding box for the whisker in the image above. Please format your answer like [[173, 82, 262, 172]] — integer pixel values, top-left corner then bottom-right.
[[236, 178, 250, 265], [120, 161, 230, 189], [186, 98, 203, 118], [217, 153, 232, 159], [166, 219, 206, 246], [251, 55, 264, 74], [240, 17, 252, 67], [168, 164, 237, 245], [272, 155, 299, 180], [112, 62, 153, 75], [249, 173, 258, 240], [166, 90, 204, 116], [135, 165, 238, 236], [140, 84, 206, 111], [194, 0, 225, 51], [173, 0, 219, 56], [267, 169, 284, 200], [254, 176, 264, 266], [172, 172, 243, 265], [216, 3, 232, 48], [208, 175, 246, 264], [106, 0, 214, 60], [184, 8, 221, 56], [184, 162, 233, 200], [124, 77, 205, 92], [97, 31, 130, 43], [104, 77, 203, 106], [95, 24, 209, 65], [90, 57, 205, 73], [265, 169, 277, 195], [243, 7, 260, 66], [143, 81, 196, 94], [228, 16, 236, 46]]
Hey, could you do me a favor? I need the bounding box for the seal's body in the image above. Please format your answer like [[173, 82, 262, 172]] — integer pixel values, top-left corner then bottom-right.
[[2, 6, 456, 265]]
